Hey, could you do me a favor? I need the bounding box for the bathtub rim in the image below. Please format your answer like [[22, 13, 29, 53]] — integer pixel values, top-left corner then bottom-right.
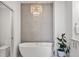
[[19, 42, 53, 47]]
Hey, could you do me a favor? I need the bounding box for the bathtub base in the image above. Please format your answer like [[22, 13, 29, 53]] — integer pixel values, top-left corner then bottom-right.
[[19, 42, 53, 57]]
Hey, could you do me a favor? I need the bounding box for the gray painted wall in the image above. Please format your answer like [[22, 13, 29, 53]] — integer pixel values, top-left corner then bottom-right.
[[21, 3, 53, 42]]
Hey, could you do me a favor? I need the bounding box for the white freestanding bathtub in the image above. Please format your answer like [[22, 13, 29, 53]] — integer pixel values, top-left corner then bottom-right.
[[0, 45, 10, 57], [19, 42, 53, 57]]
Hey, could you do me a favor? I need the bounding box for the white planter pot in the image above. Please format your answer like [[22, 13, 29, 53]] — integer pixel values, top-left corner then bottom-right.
[[58, 51, 66, 57]]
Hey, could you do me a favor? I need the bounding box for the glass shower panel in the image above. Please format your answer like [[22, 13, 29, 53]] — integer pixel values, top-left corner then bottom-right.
[[0, 2, 13, 57]]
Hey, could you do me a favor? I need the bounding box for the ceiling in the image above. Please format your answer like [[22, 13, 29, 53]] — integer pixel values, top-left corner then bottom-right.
[[20, 1, 53, 4]]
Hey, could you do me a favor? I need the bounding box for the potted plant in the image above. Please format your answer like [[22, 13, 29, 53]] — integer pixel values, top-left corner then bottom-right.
[[57, 33, 70, 57]]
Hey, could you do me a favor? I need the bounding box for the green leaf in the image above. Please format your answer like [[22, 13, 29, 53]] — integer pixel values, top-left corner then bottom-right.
[[58, 43, 62, 45], [58, 43, 65, 48], [63, 38, 67, 42], [62, 42, 66, 48], [61, 33, 65, 38], [57, 37, 62, 41]]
